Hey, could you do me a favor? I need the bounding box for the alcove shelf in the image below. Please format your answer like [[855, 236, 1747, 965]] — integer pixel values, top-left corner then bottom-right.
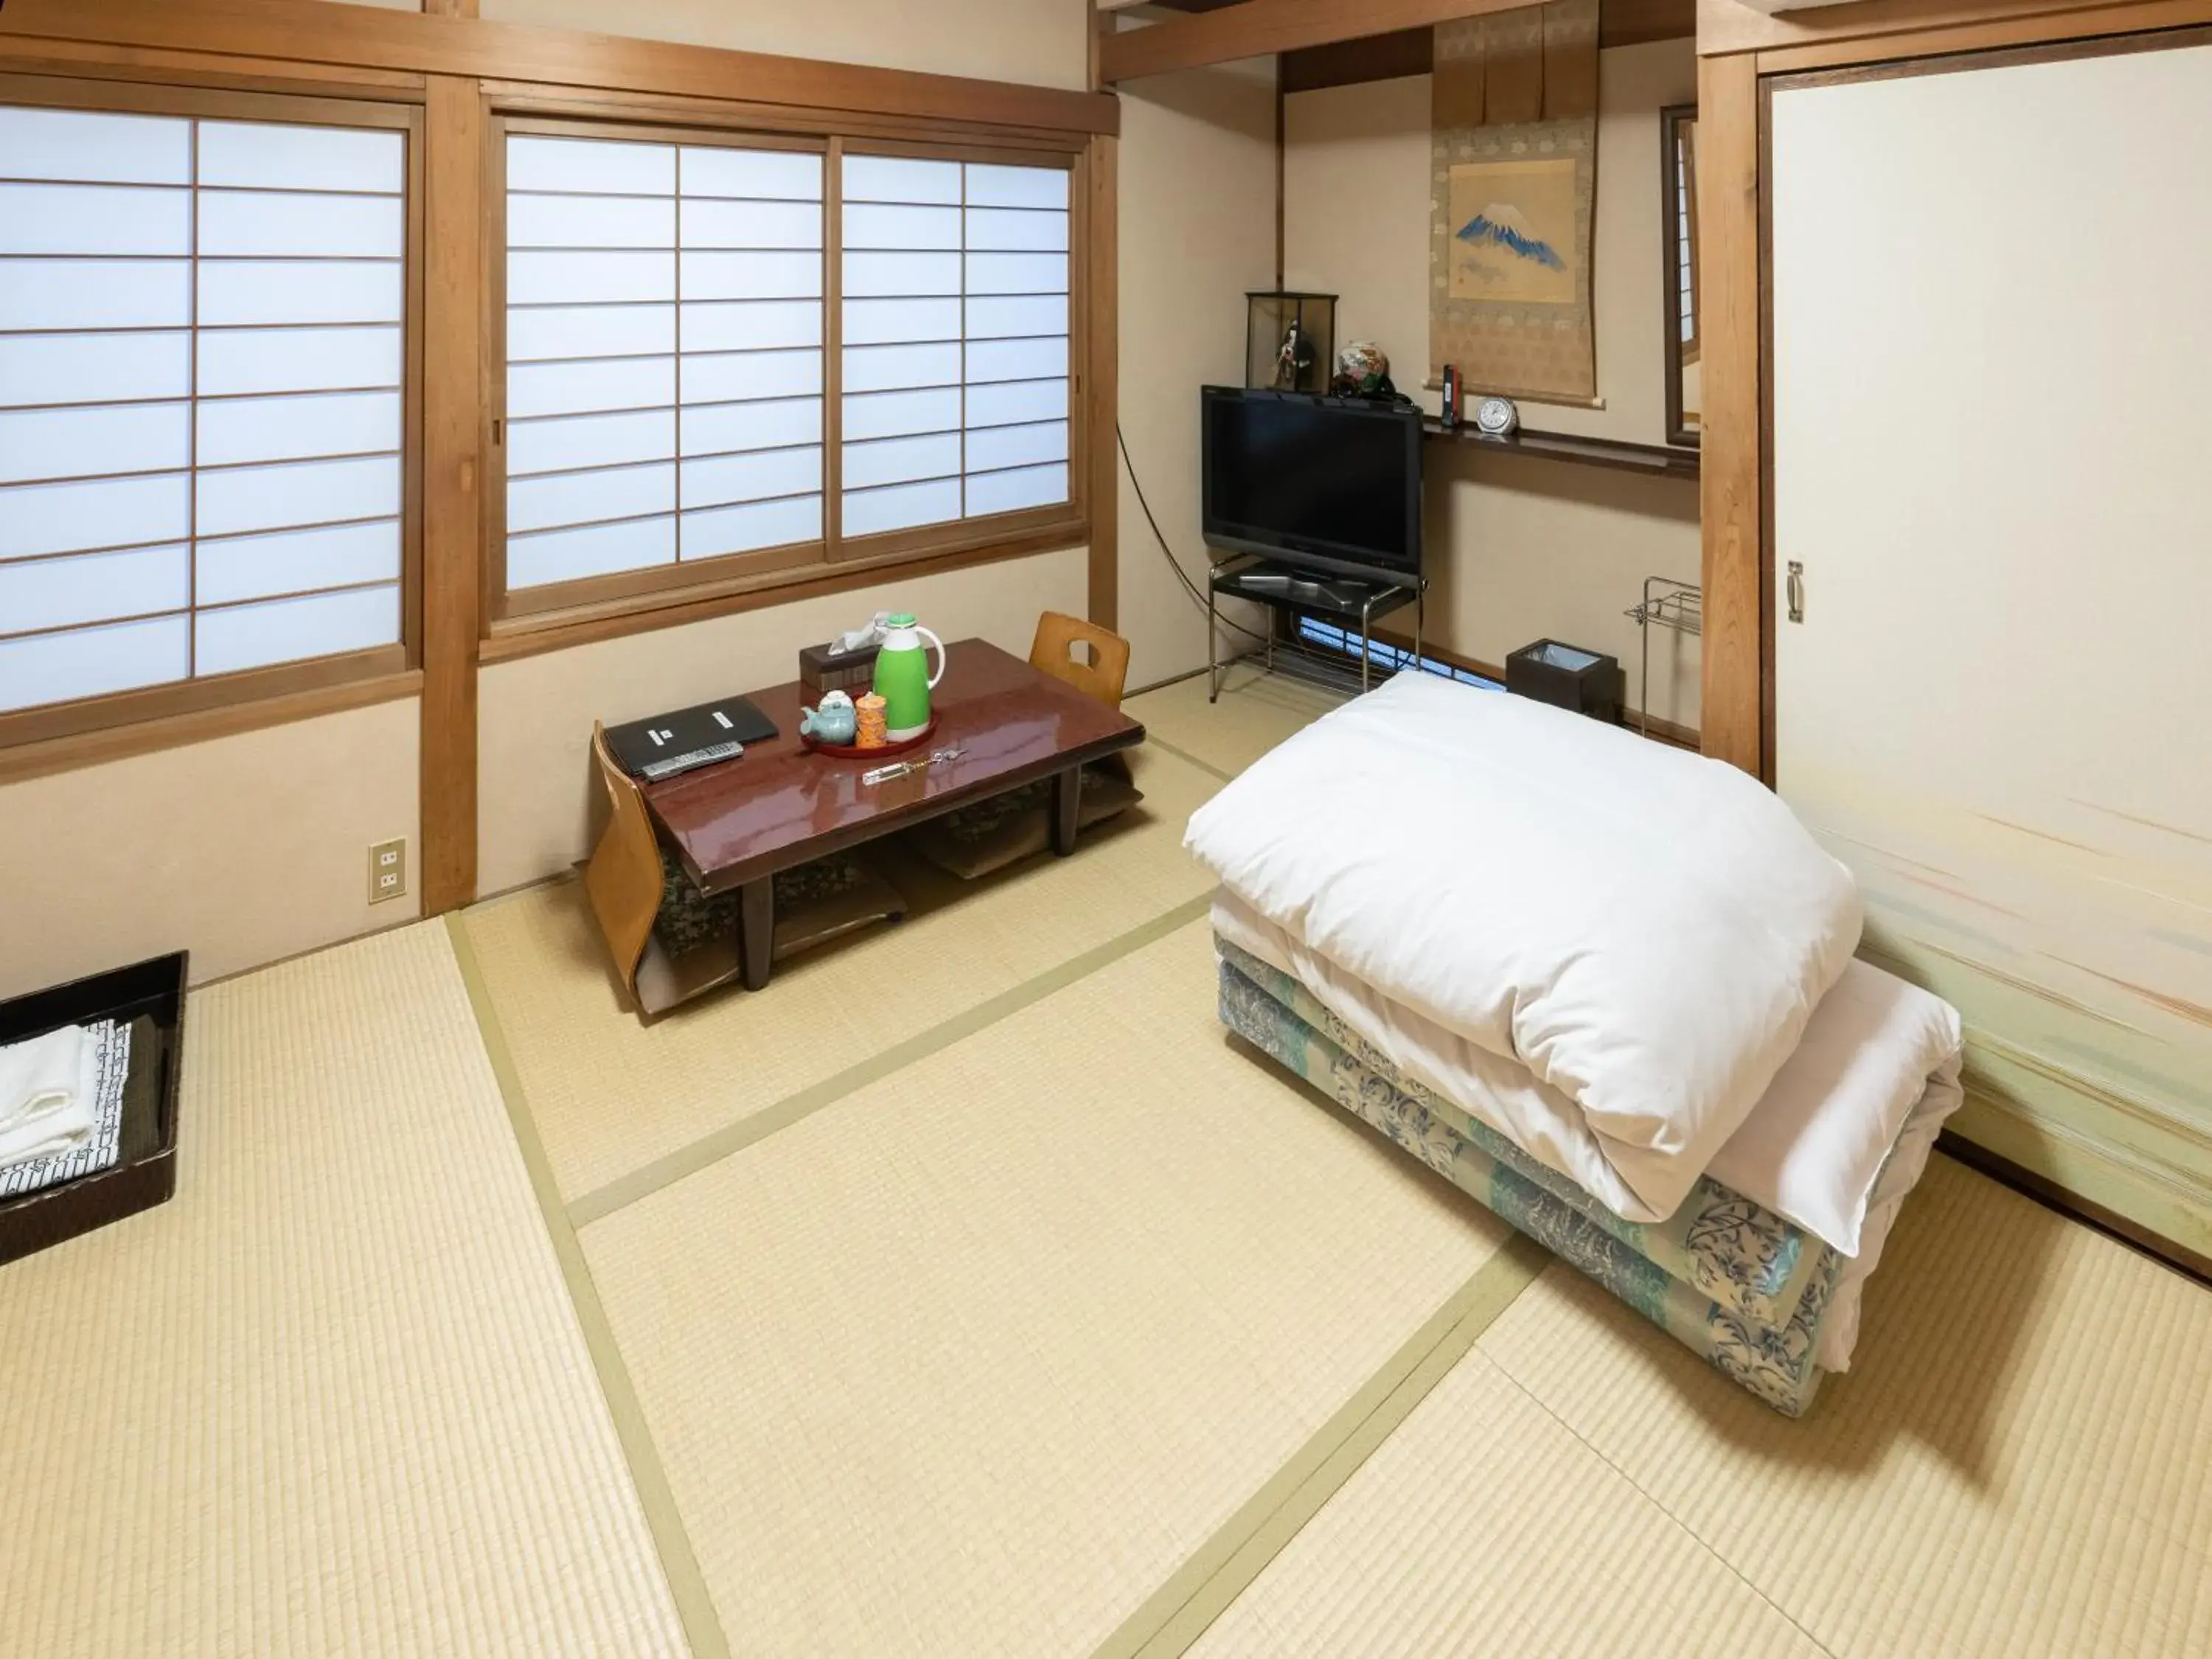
[[1423, 419, 1701, 481]]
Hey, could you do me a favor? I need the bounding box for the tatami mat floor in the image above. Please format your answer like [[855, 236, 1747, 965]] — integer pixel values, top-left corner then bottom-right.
[[4, 664, 2208, 1658]]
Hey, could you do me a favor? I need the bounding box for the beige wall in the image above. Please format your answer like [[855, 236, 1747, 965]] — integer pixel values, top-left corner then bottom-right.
[[1116, 57, 1281, 690], [1284, 43, 1703, 727], [478, 547, 1086, 896], [0, 700, 420, 998]]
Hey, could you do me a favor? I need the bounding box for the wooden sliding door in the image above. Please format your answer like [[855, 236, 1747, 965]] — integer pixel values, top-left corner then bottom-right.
[[1767, 34, 2212, 1266]]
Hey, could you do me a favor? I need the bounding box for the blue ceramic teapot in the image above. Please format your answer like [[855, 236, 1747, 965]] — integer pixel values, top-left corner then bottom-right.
[[800, 689, 858, 745]]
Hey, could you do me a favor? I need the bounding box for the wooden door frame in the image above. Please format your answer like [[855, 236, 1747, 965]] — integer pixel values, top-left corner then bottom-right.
[[1695, 0, 2212, 779]]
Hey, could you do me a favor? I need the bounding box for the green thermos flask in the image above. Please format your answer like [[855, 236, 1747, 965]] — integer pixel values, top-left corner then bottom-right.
[[872, 613, 946, 741]]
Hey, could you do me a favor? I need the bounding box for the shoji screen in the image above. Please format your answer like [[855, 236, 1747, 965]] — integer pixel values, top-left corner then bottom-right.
[[839, 155, 1071, 543], [0, 103, 408, 720], [502, 133, 826, 597]]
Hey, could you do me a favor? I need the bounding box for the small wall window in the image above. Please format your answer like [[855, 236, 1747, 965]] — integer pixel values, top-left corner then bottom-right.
[[0, 86, 418, 743]]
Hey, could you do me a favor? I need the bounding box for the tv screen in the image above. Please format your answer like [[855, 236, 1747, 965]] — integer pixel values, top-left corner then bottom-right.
[[1201, 388, 1423, 580]]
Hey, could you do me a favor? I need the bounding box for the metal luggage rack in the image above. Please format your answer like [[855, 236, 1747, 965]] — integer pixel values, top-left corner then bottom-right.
[[1624, 577, 1701, 737]]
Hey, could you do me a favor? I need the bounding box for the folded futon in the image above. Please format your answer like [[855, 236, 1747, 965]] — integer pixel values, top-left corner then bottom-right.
[[1185, 675, 1964, 1415]]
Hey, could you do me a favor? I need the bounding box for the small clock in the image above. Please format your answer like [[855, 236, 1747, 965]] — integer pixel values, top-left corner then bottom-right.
[[1474, 395, 1520, 437]]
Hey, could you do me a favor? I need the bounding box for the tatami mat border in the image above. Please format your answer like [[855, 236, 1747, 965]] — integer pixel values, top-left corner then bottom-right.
[[565, 891, 1219, 1225], [1093, 1233, 1554, 1659], [1138, 734, 1237, 785], [445, 914, 734, 1659]]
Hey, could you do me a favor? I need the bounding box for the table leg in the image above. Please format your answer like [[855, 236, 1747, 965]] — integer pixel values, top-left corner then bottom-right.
[[1051, 765, 1082, 857], [740, 876, 774, 990]]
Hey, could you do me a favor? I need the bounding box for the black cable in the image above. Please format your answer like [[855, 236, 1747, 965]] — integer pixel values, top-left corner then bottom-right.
[[1116, 422, 1273, 649]]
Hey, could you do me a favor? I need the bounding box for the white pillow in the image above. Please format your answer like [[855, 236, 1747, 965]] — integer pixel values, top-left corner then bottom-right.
[[1186, 674, 1863, 1220]]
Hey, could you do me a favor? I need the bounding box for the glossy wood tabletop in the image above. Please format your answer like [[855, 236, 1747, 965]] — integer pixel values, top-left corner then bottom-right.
[[644, 639, 1146, 893]]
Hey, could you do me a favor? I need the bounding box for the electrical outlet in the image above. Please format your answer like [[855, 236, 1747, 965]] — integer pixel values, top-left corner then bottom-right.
[[369, 838, 408, 905]]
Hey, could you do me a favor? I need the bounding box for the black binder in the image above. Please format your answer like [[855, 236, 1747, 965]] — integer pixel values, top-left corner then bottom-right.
[[604, 695, 779, 780]]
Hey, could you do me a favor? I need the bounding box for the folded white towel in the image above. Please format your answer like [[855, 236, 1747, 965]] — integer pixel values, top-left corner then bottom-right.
[[0, 1026, 97, 1171]]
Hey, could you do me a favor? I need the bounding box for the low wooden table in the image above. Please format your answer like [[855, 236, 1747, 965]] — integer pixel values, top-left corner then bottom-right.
[[644, 639, 1146, 990]]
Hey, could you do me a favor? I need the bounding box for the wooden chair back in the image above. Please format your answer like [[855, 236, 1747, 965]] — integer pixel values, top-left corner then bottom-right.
[[1029, 611, 1130, 709], [583, 722, 664, 1003]]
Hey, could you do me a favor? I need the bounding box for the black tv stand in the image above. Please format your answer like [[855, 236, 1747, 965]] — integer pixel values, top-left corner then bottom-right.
[[1206, 554, 1425, 702]]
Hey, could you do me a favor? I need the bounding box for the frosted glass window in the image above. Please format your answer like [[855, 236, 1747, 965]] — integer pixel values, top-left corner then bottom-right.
[[843, 342, 961, 394], [198, 325, 403, 397], [681, 199, 823, 251], [196, 521, 402, 607], [508, 462, 677, 536], [967, 377, 1070, 430], [842, 386, 961, 442], [0, 184, 189, 257], [195, 584, 400, 677], [838, 155, 1071, 539], [681, 446, 822, 512], [507, 355, 676, 420], [844, 432, 961, 492], [509, 408, 677, 477], [508, 135, 672, 196], [199, 261, 402, 327], [844, 476, 961, 538], [0, 403, 190, 486], [683, 494, 823, 560], [0, 107, 189, 185], [196, 390, 401, 468], [0, 331, 192, 409], [966, 462, 1068, 519], [0, 260, 192, 332], [509, 304, 675, 363], [0, 545, 192, 635], [198, 192, 403, 259], [198, 121, 403, 194], [683, 300, 821, 353], [682, 251, 824, 302], [681, 348, 822, 406], [509, 193, 676, 251], [964, 420, 1068, 475], [681, 147, 821, 201], [0, 615, 192, 715], [508, 516, 677, 589], [846, 297, 961, 347], [198, 456, 402, 540], [682, 397, 821, 459], [503, 133, 830, 590], [0, 101, 408, 719]]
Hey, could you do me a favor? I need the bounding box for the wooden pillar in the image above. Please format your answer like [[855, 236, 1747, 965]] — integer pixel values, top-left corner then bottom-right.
[[1085, 131, 1119, 632], [420, 74, 483, 912], [1696, 52, 1765, 779]]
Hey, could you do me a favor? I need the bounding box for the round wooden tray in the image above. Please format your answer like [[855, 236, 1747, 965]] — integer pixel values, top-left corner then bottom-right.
[[799, 716, 939, 760]]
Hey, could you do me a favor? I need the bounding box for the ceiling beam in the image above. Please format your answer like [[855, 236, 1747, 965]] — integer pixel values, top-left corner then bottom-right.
[[1100, 0, 1531, 83], [0, 0, 1118, 134]]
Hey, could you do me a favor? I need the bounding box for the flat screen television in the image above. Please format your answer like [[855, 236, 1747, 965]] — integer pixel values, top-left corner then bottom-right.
[[1201, 386, 1424, 581]]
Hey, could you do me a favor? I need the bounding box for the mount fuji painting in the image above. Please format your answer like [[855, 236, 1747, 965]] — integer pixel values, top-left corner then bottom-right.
[[1447, 157, 1579, 305], [1456, 204, 1566, 271]]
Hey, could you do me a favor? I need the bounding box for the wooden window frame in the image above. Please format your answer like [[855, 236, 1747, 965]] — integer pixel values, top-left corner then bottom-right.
[[481, 94, 1090, 651], [0, 71, 426, 762]]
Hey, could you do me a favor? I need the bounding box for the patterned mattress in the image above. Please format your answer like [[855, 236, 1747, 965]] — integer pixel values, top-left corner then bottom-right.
[[1217, 939, 1834, 1416]]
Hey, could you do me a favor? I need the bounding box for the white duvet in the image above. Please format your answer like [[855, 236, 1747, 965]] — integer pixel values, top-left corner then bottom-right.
[[1184, 673, 1865, 1224]]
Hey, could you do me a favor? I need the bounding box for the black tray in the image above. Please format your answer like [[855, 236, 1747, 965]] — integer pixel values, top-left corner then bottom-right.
[[0, 952, 186, 1267]]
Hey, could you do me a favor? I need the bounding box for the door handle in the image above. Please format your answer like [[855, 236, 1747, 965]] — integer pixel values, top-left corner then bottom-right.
[[1786, 561, 1805, 625]]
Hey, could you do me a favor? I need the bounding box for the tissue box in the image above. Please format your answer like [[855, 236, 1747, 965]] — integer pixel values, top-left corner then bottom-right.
[[799, 641, 880, 695]]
